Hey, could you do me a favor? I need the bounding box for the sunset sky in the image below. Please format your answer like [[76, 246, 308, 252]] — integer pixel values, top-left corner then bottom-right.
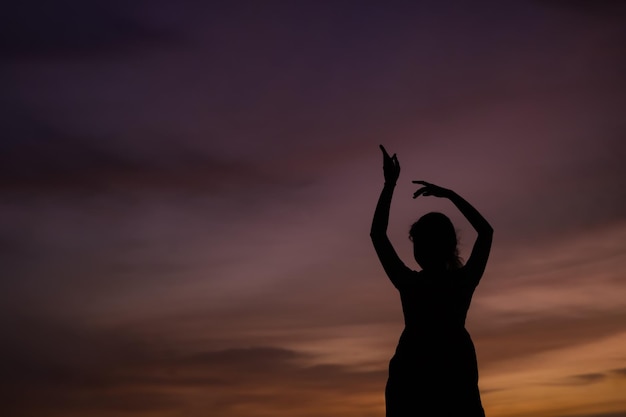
[[2, 1, 626, 416]]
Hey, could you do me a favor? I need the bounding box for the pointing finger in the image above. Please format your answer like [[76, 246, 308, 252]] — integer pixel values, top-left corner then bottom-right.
[[379, 145, 391, 159]]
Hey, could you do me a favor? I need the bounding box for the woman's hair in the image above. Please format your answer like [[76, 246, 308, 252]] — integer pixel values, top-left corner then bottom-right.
[[409, 212, 463, 270]]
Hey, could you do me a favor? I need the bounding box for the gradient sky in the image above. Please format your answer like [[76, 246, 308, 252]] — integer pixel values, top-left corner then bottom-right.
[[2, 1, 626, 417]]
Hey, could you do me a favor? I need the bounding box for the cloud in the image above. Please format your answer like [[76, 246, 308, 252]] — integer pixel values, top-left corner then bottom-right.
[[557, 372, 607, 386], [1, 313, 386, 416], [0, 110, 306, 196], [473, 312, 626, 371]]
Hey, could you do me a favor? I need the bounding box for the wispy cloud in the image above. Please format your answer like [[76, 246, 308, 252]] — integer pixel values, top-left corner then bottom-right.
[[2, 313, 386, 417]]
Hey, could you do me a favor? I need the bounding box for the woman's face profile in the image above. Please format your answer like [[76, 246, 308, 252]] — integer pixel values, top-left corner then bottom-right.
[[412, 237, 449, 271], [410, 212, 458, 271]]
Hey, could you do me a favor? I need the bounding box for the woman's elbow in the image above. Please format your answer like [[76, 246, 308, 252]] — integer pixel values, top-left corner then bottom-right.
[[370, 230, 387, 243]]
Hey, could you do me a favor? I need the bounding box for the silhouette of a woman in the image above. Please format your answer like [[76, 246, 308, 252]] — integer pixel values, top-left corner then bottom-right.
[[371, 145, 493, 417]]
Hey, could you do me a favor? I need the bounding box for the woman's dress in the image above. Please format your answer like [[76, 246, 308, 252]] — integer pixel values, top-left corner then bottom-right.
[[385, 268, 485, 417]]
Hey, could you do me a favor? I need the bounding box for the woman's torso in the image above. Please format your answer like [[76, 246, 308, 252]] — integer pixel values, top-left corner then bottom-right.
[[393, 268, 478, 358]]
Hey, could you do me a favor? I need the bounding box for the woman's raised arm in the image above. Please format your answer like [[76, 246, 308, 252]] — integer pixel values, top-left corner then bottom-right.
[[371, 146, 411, 288]]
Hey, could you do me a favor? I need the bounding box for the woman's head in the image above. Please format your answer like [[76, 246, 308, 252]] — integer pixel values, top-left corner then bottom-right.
[[409, 212, 462, 271]]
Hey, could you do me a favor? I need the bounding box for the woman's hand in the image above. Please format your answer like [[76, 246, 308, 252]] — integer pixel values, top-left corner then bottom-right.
[[412, 180, 453, 199], [380, 145, 400, 185]]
